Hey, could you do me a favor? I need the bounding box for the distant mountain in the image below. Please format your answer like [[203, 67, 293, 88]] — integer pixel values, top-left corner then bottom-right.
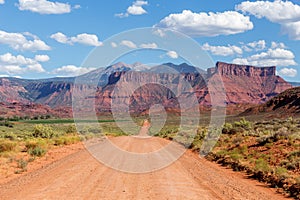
[[92, 61, 291, 113], [0, 61, 292, 116], [240, 87, 300, 117]]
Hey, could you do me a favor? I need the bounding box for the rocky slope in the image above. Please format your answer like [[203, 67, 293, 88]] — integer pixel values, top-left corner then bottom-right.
[[241, 87, 300, 117]]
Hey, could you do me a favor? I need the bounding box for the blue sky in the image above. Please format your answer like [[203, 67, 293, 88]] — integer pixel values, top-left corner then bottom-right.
[[0, 0, 299, 81]]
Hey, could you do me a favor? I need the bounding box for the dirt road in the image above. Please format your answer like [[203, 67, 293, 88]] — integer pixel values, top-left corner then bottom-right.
[[0, 136, 289, 200]]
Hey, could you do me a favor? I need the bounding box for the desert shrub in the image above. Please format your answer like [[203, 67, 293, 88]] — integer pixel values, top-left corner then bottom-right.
[[216, 149, 229, 156], [222, 122, 244, 135], [25, 139, 48, 157], [222, 123, 233, 134], [255, 158, 270, 173], [65, 125, 77, 134], [0, 120, 13, 128], [54, 135, 80, 146], [87, 127, 101, 134], [1, 132, 17, 140], [32, 124, 55, 138], [0, 140, 16, 152], [17, 158, 28, 171], [282, 151, 300, 170], [275, 167, 289, 179], [232, 136, 244, 146], [28, 146, 47, 157], [230, 152, 243, 162], [234, 118, 252, 130]]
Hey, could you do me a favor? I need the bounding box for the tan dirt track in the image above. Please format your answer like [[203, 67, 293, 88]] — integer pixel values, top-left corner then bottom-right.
[[0, 136, 290, 200]]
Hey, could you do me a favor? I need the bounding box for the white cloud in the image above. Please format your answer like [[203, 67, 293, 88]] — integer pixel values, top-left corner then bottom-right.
[[202, 43, 243, 56], [152, 29, 166, 37], [71, 33, 102, 46], [166, 51, 178, 59], [140, 43, 158, 49], [271, 41, 287, 49], [26, 63, 45, 73], [51, 32, 102, 46], [115, 0, 148, 18], [50, 32, 69, 44], [111, 42, 117, 48], [0, 53, 46, 75], [120, 40, 137, 48], [278, 67, 297, 77], [281, 21, 300, 40], [0, 30, 51, 51], [236, 1, 300, 40], [52, 65, 96, 77], [17, 0, 71, 14], [0, 0, 4, 4], [155, 10, 253, 37], [35, 55, 50, 62], [246, 40, 266, 51], [236, 0, 300, 23], [233, 48, 297, 67], [73, 5, 81, 9]]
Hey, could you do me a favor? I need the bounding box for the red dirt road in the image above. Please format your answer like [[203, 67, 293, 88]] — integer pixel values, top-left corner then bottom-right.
[[0, 136, 289, 200]]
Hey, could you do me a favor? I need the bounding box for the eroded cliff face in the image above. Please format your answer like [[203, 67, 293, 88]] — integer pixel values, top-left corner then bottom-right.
[[94, 71, 206, 113], [206, 62, 292, 105], [213, 62, 276, 77], [93, 62, 291, 113]]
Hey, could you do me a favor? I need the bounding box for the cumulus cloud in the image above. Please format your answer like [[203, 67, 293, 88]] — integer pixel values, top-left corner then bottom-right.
[[155, 10, 253, 37], [166, 51, 178, 59], [281, 21, 300, 40], [233, 48, 297, 67], [278, 67, 297, 77], [202, 43, 243, 56], [0, 53, 46, 75], [35, 55, 50, 62], [236, 0, 300, 40], [52, 65, 96, 77], [0, 30, 51, 51], [246, 40, 266, 51], [120, 40, 137, 48], [271, 41, 287, 49], [17, 0, 72, 14], [152, 29, 166, 37], [0, 0, 4, 4], [116, 0, 148, 18], [50, 32, 102, 46], [50, 32, 68, 43], [236, 0, 300, 23], [140, 43, 158, 49]]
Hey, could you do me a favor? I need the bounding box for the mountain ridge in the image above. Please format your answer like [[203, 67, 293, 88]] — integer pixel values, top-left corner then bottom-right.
[[0, 61, 292, 116]]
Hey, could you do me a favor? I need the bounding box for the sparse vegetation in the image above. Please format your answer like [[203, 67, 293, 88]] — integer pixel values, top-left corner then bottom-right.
[[207, 117, 300, 199]]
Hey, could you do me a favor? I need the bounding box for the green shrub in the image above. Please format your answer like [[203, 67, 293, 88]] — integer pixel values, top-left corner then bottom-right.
[[54, 135, 80, 146], [230, 153, 243, 161], [234, 118, 252, 130], [0, 140, 16, 152], [28, 146, 47, 157], [32, 124, 55, 138], [222, 123, 233, 134], [275, 167, 288, 179], [65, 125, 77, 134], [17, 158, 28, 171], [255, 158, 270, 173]]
